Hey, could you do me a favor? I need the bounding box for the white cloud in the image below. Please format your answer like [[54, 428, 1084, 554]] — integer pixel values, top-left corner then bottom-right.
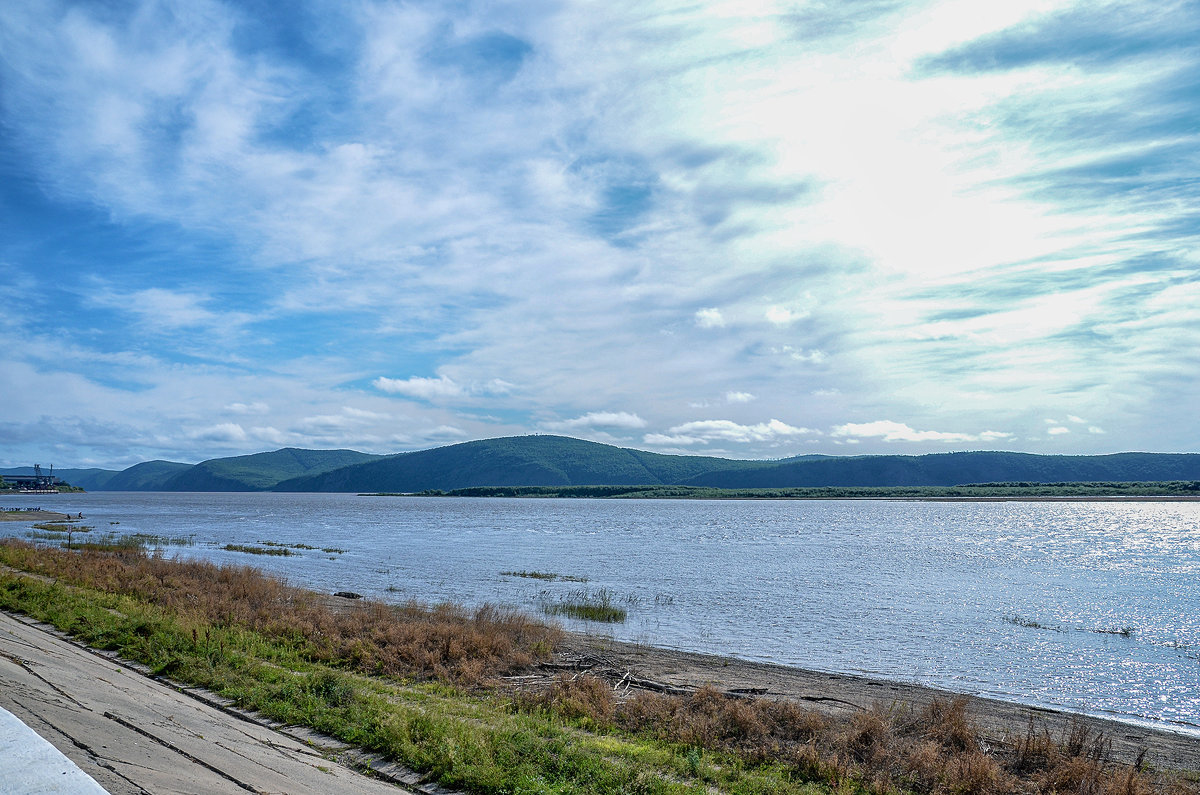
[[545, 411, 648, 431], [726, 391, 756, 404], [830, 420, 1006, 444], [1047, 426, 1071, 436], [772, 346, 827, 364], [765, 306, 805, 326], [1088, 426, 1106, 435], [694, 307, 726, 328], [648, 418, 816, 446], [1067, 415, 1086, 424], [225, 402, 270, 414], [250, 426, 289, 445], [190, 422, 248, 443], [427, 425, 468, 439], [373, 376, 465, 401]]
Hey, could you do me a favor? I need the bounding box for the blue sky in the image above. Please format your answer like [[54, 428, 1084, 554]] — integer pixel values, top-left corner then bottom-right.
[[2, 0, 1198, 468]]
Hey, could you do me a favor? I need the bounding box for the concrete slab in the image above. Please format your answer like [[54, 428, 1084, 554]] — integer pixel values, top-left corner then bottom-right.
[[0, 611, 411, 794], [0, 705, 109, 794]]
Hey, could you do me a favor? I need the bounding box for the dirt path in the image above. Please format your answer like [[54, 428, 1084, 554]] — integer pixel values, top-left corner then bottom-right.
[[0, 611, 418, 794]]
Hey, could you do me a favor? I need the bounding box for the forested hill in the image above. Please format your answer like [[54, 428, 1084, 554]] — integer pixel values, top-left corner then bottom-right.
[[272, 436, 768, 492], [38, 448, 381, 491], [272, 437, 1200, 492], [25, 437, 1200, 492]]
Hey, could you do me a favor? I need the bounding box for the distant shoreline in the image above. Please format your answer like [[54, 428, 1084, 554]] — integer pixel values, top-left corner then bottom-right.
[[364, 483, 1200, 501], [0, 510, 71, 522]]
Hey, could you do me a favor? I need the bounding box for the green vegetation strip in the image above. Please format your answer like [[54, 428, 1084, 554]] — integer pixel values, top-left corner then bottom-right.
[[390, 481, 1200, 500], [0, 543, 819, 794], [0, 540, 1189, 795]]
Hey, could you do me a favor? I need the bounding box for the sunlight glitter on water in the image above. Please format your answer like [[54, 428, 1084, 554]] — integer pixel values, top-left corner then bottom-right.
[[3, 492, 1198, 736]]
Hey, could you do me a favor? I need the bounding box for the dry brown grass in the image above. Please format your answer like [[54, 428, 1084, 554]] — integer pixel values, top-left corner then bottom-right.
[[520, 677, 1194, 795], [0, 541, 561, 685], [3, 540, 1195, 795]]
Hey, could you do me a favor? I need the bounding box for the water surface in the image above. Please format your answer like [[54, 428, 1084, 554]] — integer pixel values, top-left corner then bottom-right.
[[3, 492, 1197, 736]]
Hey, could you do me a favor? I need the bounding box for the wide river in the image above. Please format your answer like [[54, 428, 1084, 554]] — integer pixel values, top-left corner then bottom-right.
[[3, 492, 1198, 737]]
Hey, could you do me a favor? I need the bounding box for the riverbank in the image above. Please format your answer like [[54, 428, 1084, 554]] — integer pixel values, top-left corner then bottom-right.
[[1, 541, 1197, 793], [551, 632, 1200, 772], [5, 606, 1199, 795]]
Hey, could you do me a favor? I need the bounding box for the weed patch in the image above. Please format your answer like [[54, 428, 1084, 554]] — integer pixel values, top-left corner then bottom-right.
[[544, 588, 627, 623]]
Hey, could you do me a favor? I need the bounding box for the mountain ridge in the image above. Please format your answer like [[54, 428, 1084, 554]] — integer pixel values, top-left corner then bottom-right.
[[11, 437, 1200, 492]]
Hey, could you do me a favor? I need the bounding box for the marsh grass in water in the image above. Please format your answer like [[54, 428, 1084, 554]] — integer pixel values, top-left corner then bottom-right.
[[1094, 626, 1136, 638], [1004, 615, 1065, 632], [543, 588, 628, 623], [502, 569, 589, 582], [222, 543, 295, 556]]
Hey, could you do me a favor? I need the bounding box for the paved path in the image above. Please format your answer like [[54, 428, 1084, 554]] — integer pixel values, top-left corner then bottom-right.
[[0, 611, 412, 794], [0, 704, 109, 794]]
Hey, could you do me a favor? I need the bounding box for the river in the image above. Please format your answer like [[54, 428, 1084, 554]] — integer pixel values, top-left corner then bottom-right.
[[2, 491, 1198, 737]]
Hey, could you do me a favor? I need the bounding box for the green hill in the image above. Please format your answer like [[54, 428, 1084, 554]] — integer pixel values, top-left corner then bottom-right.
[[163, 448, 382, 491], [32, 438, 1200, 494], [273, 436, 762, 492], [100, 460, 194, 491], [276, 437, 1200, 493]]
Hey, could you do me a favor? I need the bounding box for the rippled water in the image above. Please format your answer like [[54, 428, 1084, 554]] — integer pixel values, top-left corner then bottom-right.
[[3, 492, 1198, 736]]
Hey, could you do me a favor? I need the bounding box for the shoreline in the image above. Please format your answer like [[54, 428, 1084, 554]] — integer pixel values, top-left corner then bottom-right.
[[2, 563, 1197, 793], [548, 631, 1200, 771]]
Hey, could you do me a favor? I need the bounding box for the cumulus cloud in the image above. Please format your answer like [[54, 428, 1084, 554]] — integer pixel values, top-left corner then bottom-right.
[[765, 306, 805, 326], [646, 418, 816, 446], [545, 411, 648, 431], [426, 425, 468, 439], [373, 376, 465, 401], [373, 376, 512, 402], [726, 391, 756, 403], [772, 346, 827, 364], [694, 308, 725, 328], [225, 402, 270, 414], [190, 422, 248, 442], [831, 421, 1011, 444], [1047, 426, 1071, 435]]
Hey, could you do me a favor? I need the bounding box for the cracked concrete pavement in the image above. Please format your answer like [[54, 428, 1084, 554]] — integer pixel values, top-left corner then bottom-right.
[[0, 611, 413, 794]]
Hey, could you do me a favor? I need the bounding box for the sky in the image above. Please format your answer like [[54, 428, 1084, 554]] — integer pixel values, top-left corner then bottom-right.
[[1, 0, 1198, 469]]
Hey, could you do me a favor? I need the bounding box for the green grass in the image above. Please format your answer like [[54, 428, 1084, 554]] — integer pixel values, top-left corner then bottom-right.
[[405, 481, 1200, 500], [223, 543, 295, 556], [0, 550, 824, 795], [544, 589, 628, 623]]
